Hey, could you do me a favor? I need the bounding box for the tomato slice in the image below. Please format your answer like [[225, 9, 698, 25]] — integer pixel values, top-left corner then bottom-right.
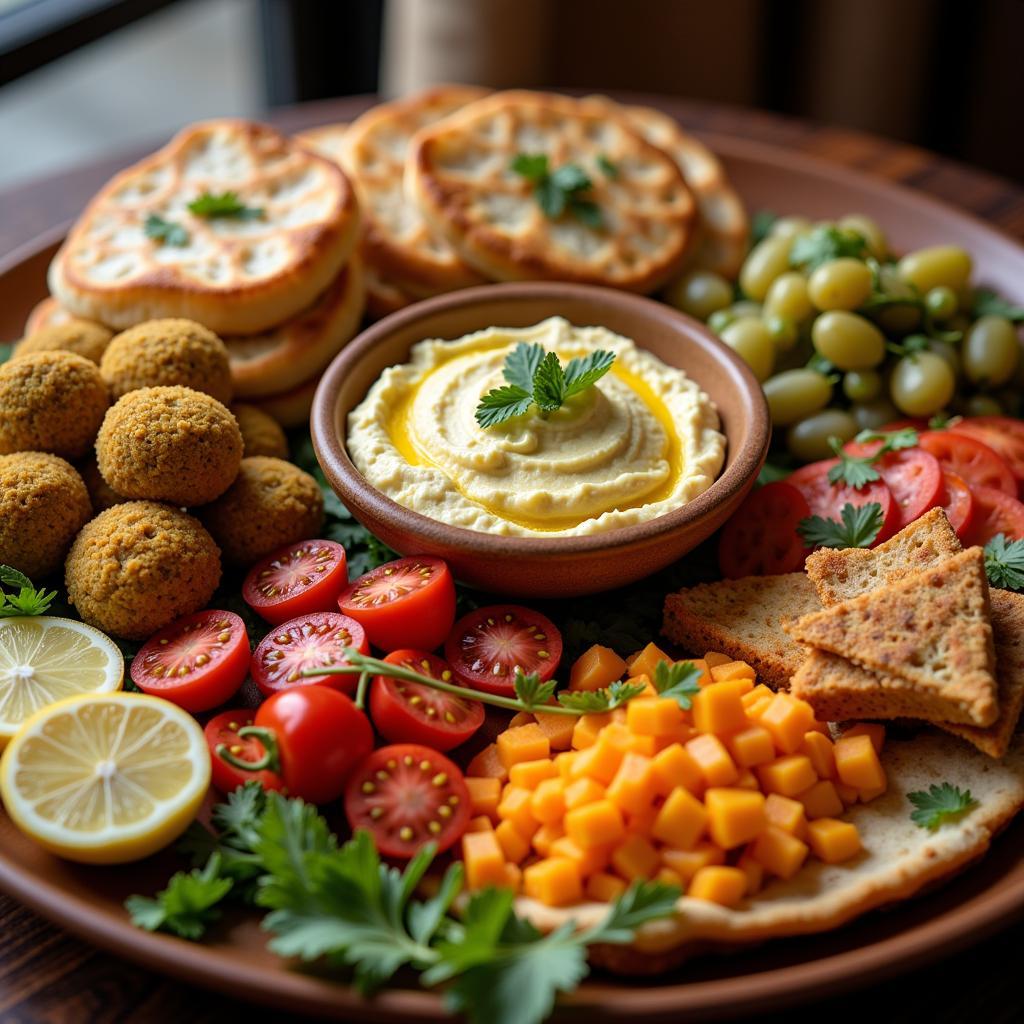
[[843, 442, 943, 528], [787, 460, 899, 544], [938, 470, 975, 541], [242, 540, 348, 625], [344, 743, 471, 858], [949, 418, 1024, 488], [250, 611, 369, 697], [965, 485, 1024, 546], [338, 556, 456, 653], [718, 482, 810, 578], [205, 710, 285, 794], [445, 604, 562, 696], [370, 650, 484, 751], [131, 610, 249, 712], [918, 430, 1017, 496]]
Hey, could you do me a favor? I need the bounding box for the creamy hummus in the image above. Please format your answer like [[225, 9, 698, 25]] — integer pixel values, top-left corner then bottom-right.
[[347, 317, 725, 537]]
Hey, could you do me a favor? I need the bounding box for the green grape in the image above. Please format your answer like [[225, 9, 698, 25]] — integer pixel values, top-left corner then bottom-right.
[[852, 396, 901, 431], [770, 216, 813, 241], [764, 271, 814, 324], [898, 245, 972, 294], [720, 317, 775, 381], [842, 369, 882, 402], [730, 300, 763, 319], [663, 269, 733, 320], [837, 214, 888, 259], [963, 315, 1020, 387], [811, 311, 886, 370], [762, 369, 833, 426], [924, 286, 958, 321], [787, 409, 858, 462], [807, 258, 873, 311], [963, 394, 1003, 417], [927, 338, 961, 376], [739, 235, 792, 301], [890, 351, 955, 416], [708, 309, 735, 334], [765, 314, 798, 351]]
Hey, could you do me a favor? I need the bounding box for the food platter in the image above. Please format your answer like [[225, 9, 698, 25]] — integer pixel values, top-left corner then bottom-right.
[[2, 127, 1024, 1021]]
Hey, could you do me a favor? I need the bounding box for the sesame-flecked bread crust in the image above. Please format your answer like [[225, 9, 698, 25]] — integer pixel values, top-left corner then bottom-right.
[[786, 548, 997, 727], [662, 573, 820, 689], [48, 120, 360, 334]]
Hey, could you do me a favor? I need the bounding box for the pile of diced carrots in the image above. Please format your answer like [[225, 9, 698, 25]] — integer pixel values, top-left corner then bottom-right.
[[461, 642, 887, 909]]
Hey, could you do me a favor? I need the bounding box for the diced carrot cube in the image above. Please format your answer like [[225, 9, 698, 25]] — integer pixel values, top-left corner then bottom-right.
[[744, 695, 774, 721], [727, 725, 776, 767], [737, 849, 764, 896], [550, 836, 612, 875], [530, 777, 566, 823], [625, 674, 659, 698], [736, 769, 759, 790], [606, 752, 655, 815], [756, 754, 817, 797], [570, 644, 628, 692], [523, 858, 582, 907], [503, 862, 522, 891], [534, 710, 576, 751], [741, 684, 774, 707], [835, 782, 859, 805], [858, 782, 887, 802], [555, 751, 577, 779], [571, 712, 613, 750], [703, 651, 732, 668], [611, 833, 661, 880], [627, 696, 685, 736], [796, 780, 844, 819], [751, 826, 809, 879], [682, 659, 711, 687], [704, 788, 767, 849], [565, 776, 606, 810], [462, 831, 507, 890], [466, 776, 502, 820], [509, 758, 558, 789], [688, 865, 747, 907], [651, 743, 705, 796], [586, 871, 627, 902], [570, 736, 625, 785], [494, 819, 530, 863], [692, 681, 748, 734], [710, 661, 756, 685], [656, 867, 684, 888], [625, 732, 658, 756], [497, 786, 538, 837], [627, 642, 672, 681], [508, 711, 535, 729], [760, 694, 816, 754], [661, 842, 725, 882], [764, 793, 807, 838], [685, 734, 739, 787], [467, 815, 494, 833], [627, 804, 659, 835], [531, 822, 564, 857], [565, 799, 626, 849], [652, 787, 707, 849], [842, 722, 886, 753], [806, 818, 862, 863], [497, 724, 550, 769], [801, 731, 836, 780], [466, 743, 508, 783], [834, 734, 886, 790]]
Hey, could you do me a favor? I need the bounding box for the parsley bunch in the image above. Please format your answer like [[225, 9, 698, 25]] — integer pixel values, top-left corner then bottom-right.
[[797, 502, 885, 550], [0, 566, 56, 617], [510, 154, 604, 228], [827, 428, 919, 489], [476, 341, 616, 428], [984, 533, 1024, 591]]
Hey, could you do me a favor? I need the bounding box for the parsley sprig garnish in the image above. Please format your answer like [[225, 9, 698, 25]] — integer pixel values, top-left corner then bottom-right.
[[188, 190, 264, 221], [143, 213, 189, 246], [789, 225, 867, 272], [972, 288, 1024, 323], [130, 784, 680, 1024], [984, 533, 1024, 591], [827, 427, 919, 488], [797, 502, 885, 550], [0, 566, 56, 617], [510, 154, 604, 228], [476, 341, 616, 428], [908, 783, 978, 831]]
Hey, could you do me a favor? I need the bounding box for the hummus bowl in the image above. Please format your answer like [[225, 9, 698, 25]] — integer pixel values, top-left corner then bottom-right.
[[311, 282, 768, 596]]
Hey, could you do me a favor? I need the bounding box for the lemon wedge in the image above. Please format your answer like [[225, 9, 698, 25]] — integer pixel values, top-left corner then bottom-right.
[[0, 692, 210, 863], [0, 616, 124, 747]]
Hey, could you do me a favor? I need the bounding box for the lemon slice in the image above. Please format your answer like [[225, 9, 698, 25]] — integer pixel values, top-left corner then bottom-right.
[[0, 617, 124, 747], [0, 692, 210, 863]]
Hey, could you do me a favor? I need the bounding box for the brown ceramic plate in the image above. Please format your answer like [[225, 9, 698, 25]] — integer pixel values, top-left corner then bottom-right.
[[2, 135, 1024, 1021]]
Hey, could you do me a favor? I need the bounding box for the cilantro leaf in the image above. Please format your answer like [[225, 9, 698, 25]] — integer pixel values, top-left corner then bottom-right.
[[563, 349, 615, 398], [597, 154, 619, 179], [586, 880, 681, 943], [474, 385, 534, 428], [550, 164, 592, 194], [972, 287, 1024, 323], [144, 213, 189, 246], [511, 154, 603, 228], [513, 670, 557, 710], [531, 351, 566, 412], [652, 659, 701, 709], [908, 783, 978, 831], [984, 533, 1024, 591], [535, 177, 566, 219], [855, 427, 918, 452], [126, 854, 233, 939], [0, 565, 56, 617], [503, 342, 545, 392], [826, 428, 919, 489], [509, 153, 549, 182], [797, 502, 884, 549], [568, 198, 605, 229], [789, 225, 867, 272], [557, 679, 648, 712], [188, 190, 264, 220]]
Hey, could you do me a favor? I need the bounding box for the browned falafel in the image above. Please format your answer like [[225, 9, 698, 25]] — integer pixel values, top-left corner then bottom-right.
[[200, 456, 324, 565], [78, 455, 127, 512], [100, 319, 233, 403], [65, 501, 221, 640], [0, 452, 92, 579], [95, 386, 243, 507], [15, 321, 113, 364], [231, 403, 289, 459], [0, 351, 109, 459]]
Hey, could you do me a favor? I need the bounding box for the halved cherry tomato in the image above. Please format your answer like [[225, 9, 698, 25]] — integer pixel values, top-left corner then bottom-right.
[[338, 556, 456, 653], [950, 418, 1024, 488], [370, 650, 484, 751], [918, 430, 1017, 496], [787, 460, 899, 544], [250, 611, 369, 697], [445, 604, 562, 696], [938, 471, 975, 541], [344, 743, 471, 858], [718, 482, 810, 578], [843, 442, 943, 528], [242, 540, 348, 625], [965, 485, 1024, 545], [131, 610, 249, 712], [217, 686, 373, 804], [205, 710, 285, 794]]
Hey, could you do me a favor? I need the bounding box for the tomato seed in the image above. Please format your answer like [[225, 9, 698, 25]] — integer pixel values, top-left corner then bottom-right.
[[419, 760, 431, 771], [438, 806, 452, 819], [361, 781, 375, 794], [432, 773, 447, 787], [399, 827, 413, 841], [428, 821, 441, 834]]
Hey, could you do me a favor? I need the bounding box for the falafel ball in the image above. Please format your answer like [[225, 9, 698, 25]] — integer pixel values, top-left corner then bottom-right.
[[100, 319, 233, 404], [0, 452, 92, 579], [65, 501, 221, 640], [78, 455, 127, 512], [0, 351, 109, 459], [96, 386, 243, 507], [200, 456, 324, 565], [231, 403, 289, 459], [15, 321, 113, 365]]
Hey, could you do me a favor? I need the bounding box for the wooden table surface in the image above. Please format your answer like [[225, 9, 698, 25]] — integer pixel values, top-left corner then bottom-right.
[[2, 95, 1024, 1024]]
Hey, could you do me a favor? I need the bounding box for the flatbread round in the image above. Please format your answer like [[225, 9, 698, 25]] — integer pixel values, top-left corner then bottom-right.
[[409, 91, 697, 293], [247, 371, 320, 429], [48, 119, 361, 334]]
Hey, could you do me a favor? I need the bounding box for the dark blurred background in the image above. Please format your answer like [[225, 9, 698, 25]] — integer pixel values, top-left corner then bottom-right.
[[1, 0, 1021, 190]]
